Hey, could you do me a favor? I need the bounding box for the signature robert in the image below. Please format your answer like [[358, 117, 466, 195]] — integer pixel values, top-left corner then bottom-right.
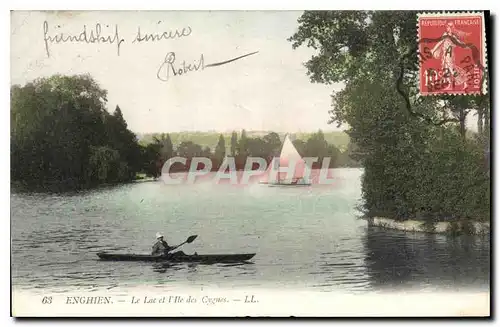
[[156, 51, 259, 82], [157, 52, 204, 82]]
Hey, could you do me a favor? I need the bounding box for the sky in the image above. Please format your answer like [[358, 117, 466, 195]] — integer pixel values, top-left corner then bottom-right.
[[10, 10, 480, 134], [10, 11, 345, 134]]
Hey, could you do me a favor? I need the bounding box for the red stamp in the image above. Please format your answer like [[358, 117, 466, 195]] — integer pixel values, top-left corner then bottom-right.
[[418, 12, 487, 96]]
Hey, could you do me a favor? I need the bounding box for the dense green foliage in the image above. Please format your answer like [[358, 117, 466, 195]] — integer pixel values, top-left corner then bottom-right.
[[11, 75, 143, 191], [139, 130, 359, 173], [138, 130, 351, 152], [143, 129, 359, 175], [290, 11, 490, 222], [11, 74, 359, 191]]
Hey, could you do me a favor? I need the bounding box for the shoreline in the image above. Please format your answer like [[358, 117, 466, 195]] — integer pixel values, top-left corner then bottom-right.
[[367, 217, 490, 236], [11, 176, 157, 195]]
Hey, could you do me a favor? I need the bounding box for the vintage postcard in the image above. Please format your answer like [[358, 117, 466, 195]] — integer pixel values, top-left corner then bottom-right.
[[10, 10, 491, 317]]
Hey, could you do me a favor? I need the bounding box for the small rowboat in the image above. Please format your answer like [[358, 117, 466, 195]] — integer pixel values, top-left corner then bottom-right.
[[97, 252, 256, 263]]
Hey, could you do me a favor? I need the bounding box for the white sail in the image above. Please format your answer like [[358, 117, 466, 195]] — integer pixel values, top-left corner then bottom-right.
[[279, 134, 305, 167], [276, 134, 308, 184], [260, 134, 311, 186]]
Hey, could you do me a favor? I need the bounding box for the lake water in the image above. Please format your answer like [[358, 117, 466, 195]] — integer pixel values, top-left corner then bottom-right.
[[11, 168, 490, 293]]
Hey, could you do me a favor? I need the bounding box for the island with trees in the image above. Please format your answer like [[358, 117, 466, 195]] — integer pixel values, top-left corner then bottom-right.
[[289, 11, 490, 235]]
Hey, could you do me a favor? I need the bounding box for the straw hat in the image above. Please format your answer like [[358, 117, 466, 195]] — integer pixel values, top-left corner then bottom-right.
[[156, 232, 164, 239]]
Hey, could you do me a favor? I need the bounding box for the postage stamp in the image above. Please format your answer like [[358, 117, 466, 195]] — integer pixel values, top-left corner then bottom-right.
[[418, 12, 487, 96]]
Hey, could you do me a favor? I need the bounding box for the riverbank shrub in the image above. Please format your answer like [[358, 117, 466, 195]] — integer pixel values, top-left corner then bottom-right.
[[362, 125, 490, 222]]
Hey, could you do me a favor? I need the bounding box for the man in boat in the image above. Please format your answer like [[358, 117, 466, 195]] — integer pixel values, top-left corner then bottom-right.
[[152, 232, 175, 256], [152, 232, 187, 257]]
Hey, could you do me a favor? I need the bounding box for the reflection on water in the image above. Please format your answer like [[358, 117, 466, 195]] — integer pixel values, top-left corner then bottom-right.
[[363, 227, 490, 291], [11, 169, 490, 293], [151, 262, 183, 273]]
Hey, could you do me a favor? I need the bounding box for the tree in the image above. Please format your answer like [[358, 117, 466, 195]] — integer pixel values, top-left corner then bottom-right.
[[214, 134, 226, 166], [11, 75, 105, 188], [237, 129, 249, 156], [289, 11, 490, 222], [88, 146, 121, 182], [263, 132, 282, 155], [202, 146, 212, 158], [142, 140, 162, 178], [113, 105, 127, 127], [247, 137, 268, 158], [155, 133, 174, 162], [293, 139, 306, 157], [339, 141, 362, 167], [163, 134, 174, 159], [230, 131, 238, 157], [11, 74, 144, 190], [289, 11, 489, 131], [304, 130, 328, 158], [177, 141, 203, 158], [107, 105, 142, 179]]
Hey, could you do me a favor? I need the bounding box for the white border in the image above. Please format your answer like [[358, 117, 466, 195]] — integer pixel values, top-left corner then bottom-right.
[[4, 0, 500, 10]]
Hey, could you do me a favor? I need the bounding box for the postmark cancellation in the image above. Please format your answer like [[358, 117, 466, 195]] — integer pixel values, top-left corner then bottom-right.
[[417, 12, 487, 96]]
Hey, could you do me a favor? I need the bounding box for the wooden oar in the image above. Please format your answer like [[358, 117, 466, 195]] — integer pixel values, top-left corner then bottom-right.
[[168, 235, 198, 253]]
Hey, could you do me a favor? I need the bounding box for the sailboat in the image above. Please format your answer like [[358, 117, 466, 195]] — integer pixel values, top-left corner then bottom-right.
[[261, 134, 311, 186]]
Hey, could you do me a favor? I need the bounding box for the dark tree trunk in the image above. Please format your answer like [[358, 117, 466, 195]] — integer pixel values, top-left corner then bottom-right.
[[459, 107, 467, 140], [477, 107, 483, 136]]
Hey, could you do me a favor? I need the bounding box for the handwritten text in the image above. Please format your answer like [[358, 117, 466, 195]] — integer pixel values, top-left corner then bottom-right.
[[43, 21, 124, 58], [157, 51, 259, 82]]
